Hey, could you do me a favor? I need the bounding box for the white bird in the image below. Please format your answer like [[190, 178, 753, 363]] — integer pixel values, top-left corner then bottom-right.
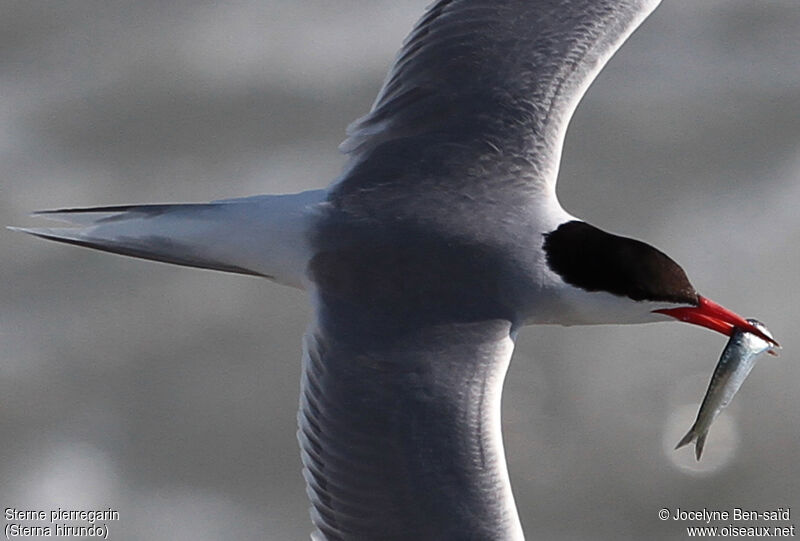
[[12, 1, 778, 539]]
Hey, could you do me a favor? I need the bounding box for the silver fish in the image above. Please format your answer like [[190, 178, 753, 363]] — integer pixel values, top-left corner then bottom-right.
[[676, 319, 779, 460]]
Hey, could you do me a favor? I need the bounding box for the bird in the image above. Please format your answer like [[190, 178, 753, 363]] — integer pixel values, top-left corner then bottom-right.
[[11, 0, 779, 539]]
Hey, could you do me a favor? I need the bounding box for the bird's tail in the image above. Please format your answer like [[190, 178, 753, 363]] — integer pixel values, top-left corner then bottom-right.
[[10, 190, 325, 288], [675, 424, 707, 461]]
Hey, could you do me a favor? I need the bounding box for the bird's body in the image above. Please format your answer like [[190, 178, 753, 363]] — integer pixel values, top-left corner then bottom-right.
[[14, 1, 778, 539]]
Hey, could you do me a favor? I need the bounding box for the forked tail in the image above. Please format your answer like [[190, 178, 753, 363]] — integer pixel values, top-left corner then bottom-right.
[[10, 190, 325, 288], [675, 424, 707, 461]]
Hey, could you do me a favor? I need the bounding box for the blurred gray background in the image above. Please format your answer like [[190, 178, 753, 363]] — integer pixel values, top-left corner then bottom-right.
[[2, 1, 798, 539]]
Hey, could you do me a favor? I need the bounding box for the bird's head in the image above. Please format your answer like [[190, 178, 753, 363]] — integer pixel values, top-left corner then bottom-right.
[[539, 220, 778, 346]]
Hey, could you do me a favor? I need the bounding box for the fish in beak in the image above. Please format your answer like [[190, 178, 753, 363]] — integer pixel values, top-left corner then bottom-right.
[[654, 296, 780, 348]]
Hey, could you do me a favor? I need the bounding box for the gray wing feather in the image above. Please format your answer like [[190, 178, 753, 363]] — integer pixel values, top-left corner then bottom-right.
[[334, 0, 661, 208], [298, 306, 520, 540], [299, 2, 664, 538]]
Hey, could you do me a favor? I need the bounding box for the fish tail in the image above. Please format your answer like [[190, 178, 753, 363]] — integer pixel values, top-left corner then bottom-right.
[[694, 433, 707, 461], [675, 426, 696, 450], [675, 424, 708, 461]]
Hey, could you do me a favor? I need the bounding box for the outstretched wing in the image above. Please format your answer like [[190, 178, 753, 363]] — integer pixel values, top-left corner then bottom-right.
[[302, 5, 664, 537], [332, 0, 661, 214], [299, 299, 522, 540]]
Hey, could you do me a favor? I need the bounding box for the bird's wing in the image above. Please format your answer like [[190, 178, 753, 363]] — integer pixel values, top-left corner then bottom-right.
[[332, 0, 661, 215], [297, 4, 672, 528], [299, 296, 522, 540]]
